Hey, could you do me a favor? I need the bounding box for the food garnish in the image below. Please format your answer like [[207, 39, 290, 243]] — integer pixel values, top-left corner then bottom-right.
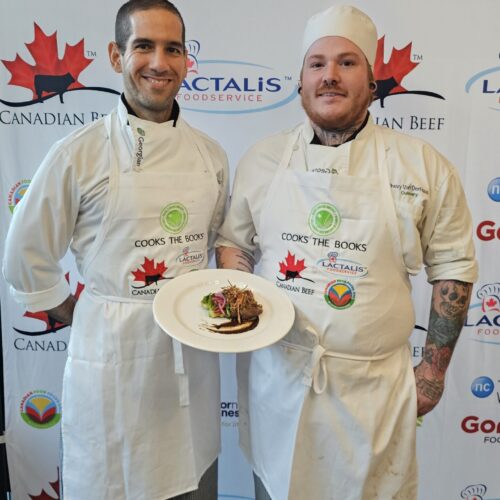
[[201, 283, 263, 334]]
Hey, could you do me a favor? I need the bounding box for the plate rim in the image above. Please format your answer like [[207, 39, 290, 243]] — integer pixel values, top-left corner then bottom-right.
[[153, 268, 295, 353]]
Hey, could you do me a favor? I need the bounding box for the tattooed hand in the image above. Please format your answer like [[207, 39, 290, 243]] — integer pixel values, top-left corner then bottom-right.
[[414, 280, 472, 417]]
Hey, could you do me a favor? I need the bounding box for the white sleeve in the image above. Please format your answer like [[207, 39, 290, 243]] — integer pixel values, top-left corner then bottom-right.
[[422, 162, 478, 283], [2, 143, 80, 312]]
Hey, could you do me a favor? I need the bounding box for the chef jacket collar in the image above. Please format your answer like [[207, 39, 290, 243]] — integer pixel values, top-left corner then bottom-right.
[[120, 94, 180, 127], [309, 112, 370, 146]]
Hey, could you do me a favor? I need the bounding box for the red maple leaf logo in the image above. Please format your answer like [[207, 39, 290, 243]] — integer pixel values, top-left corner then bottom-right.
[[29, 468, 60, 500], [373, 36, 419, 106], [22, 273, 84, 331], [483, 296, 500, 312], [1, 23, 92, 100], [278, 251, 307, 281], [132, 258, 168, 287]]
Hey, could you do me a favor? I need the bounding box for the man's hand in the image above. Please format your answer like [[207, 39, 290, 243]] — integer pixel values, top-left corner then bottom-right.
[[216, 246, 255, 272], [414, 280, 472, 417], [46, 295, 77, 326]]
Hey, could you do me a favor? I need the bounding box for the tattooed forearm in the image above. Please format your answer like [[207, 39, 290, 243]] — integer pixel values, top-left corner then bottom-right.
[[415, 376, 444, 401], [215, 246, 255, 273], [414, 280, 472, 416], [427, 280, 472, 348]]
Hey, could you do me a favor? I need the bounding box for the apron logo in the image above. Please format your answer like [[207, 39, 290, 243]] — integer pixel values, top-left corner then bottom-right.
[[131, 257, 170, 290], [137, 127, 145, 136], [324, 280, 356, 310], [160, 202, 188, 234], [308, 202, 341, 237], [176, 246, 205, 267], [317, 252, 368, 278], [277, 251, 314, 283]]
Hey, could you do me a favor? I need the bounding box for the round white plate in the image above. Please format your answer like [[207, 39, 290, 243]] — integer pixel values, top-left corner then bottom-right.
[[153, 269, 295, 353]]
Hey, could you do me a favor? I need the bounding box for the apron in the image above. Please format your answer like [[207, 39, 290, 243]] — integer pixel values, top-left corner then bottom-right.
[[238, 124, 418, 500], [61, 109, 221, 500]]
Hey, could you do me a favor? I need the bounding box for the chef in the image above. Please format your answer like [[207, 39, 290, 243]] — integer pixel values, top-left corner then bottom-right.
[[3, 1, 227, 499], [216, 5, 477, 500]]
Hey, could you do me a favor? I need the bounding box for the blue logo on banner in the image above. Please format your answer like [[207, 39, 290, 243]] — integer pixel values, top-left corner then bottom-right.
[[487, 177, 500, 202], [471, 376, 495, 398]]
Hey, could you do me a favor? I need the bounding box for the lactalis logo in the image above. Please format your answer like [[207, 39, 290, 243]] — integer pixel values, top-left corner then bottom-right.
[[0, 23, 118, 107], [465, 283, 500, 345], [317, 252, 368, 279], [465, 59, 500, 112], [177, 39, 297, 114]]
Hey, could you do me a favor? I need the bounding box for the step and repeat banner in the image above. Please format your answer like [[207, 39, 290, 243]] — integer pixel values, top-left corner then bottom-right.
[[1, 1, 499, 499]]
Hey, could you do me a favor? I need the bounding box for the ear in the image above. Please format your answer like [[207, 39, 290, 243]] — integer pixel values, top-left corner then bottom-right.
[[108, 42, 123, 74]]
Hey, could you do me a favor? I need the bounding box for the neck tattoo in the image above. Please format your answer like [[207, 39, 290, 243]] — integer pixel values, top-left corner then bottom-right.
[[312, 117, 366, 147]]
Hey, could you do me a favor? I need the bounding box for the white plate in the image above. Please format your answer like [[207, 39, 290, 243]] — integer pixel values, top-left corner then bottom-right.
[[153, 269, 295, 353]]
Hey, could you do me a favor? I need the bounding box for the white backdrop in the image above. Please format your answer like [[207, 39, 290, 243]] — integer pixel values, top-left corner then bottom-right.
[[1, 1, 499, 499]]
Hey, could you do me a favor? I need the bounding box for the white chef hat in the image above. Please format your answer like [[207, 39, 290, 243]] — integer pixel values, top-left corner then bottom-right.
[[301, 5, 378, 66]]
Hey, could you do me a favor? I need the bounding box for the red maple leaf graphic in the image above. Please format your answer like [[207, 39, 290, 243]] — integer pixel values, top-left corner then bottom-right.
[[279, 251, 306, 281], [483, 296, 500, 312], [23, 272, 85, 330], [132, 258, 168, 285], [374, 36, 419, 98], [30, 468, 60, 500], [1, 23, 92, 99]]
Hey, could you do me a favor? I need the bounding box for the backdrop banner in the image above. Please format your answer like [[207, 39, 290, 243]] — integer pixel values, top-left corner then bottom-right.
[[1, 1, 499, 499]]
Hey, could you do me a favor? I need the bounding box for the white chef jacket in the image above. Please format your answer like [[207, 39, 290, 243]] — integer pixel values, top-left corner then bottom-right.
[[217, 116, 477, 284], [4, 99, 228, 310], [3, 97, 229, 499]]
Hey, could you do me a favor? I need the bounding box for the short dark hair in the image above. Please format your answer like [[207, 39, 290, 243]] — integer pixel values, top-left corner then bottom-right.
[[115, 0, 186, 53]]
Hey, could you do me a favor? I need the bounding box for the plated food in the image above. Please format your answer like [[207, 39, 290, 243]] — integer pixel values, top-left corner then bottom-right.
[[201, 283, 263, 334]]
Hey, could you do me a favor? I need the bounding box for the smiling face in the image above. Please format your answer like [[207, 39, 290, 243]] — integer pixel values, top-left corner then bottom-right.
[[300, 36, 373, 131], [108, 8, 187, 123]]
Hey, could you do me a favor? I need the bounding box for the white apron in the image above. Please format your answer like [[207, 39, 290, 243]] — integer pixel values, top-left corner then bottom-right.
[[61, 109, 221, 500], [238, 124, 418, 500]]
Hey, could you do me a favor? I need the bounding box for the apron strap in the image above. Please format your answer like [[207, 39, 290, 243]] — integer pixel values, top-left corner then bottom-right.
[[173, 339, 190, 407], [374, 128, 407, 278], [300, 325, 406, 395]]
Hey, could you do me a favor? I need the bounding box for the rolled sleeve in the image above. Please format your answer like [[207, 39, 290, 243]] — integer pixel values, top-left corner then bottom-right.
[[8, 274, 71, 313], [423, 170, 478, 283]]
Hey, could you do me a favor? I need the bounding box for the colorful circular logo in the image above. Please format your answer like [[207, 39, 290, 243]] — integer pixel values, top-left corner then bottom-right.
[[487, 177, 500, 202], [309, 202, 341, 236], [324, 280, 356, 309], [20, 390, 61, 429], [8, 179, 31, 214], [160, 202, 188, 234]]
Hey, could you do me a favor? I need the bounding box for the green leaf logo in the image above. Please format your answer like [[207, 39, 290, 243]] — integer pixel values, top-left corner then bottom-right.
[[160, 202, 188, 234], [308, 202, 341, 236]]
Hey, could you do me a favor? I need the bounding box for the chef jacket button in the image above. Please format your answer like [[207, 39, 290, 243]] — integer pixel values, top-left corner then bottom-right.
[[293, 145, 299, 151]]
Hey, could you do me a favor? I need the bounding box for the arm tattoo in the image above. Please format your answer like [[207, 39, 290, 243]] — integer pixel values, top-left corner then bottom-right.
[[421, 280, 472, 379], [416, 377, 444, 401], [215, 246, 254, 272]]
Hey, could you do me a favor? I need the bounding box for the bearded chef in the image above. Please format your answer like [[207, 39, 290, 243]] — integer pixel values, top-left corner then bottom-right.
[[3, 1, 228, 499], [216, 5, 477, 500]]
